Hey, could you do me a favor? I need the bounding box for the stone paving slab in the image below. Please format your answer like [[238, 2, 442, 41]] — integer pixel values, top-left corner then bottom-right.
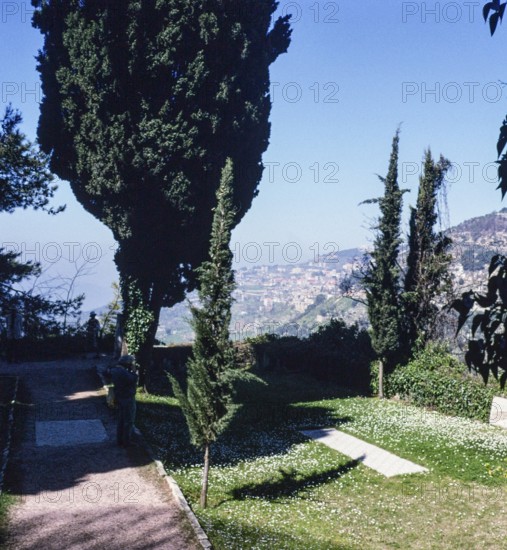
[[301, 428, 428, 477], [35, 419, 109, 447], [490, 396, 507, 429]]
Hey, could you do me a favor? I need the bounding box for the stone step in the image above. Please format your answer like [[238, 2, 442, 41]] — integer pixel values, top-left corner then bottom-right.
[[301, 428, 428, 477]]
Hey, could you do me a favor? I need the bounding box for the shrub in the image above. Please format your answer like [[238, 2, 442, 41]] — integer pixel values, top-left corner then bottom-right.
[[382, 344, 506, 422]]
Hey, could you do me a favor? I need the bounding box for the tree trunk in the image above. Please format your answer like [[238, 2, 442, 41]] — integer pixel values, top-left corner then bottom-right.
[[137, 302, 162, 391], [132, 281, 164, 390], [378, 360, 384, 399], [200, 442, 210, 509]]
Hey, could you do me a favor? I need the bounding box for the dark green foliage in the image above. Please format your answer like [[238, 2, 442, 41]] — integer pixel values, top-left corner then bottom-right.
[[363, 136, 453, 383], [171, 160, 237, 448], [23, 292, 84, 339], [0, 105, 59, 215], [0, 106, 80, 333], [307, 319, 374, 392], [496, 116, 507, 199], [381, 344, 504, 422], [403, 151, 452, 352], [483, 1, 506, 35], [363, 130, 406, 374], [32, 1, 292, 370], [451, 254, 507, 389], [0, 106, 57, 304]]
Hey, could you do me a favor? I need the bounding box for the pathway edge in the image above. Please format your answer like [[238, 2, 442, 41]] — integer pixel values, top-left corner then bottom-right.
[[96, 365, 212, 549]]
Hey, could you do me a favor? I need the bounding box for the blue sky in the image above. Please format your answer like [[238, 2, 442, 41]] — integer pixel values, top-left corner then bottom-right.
[[0, 1, 506, 308]]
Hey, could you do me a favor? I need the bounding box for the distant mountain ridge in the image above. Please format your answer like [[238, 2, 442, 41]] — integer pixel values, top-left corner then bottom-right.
[[89, 210, 507, 344], [448, 208, 507, 273], [449, 208, 507, 243]]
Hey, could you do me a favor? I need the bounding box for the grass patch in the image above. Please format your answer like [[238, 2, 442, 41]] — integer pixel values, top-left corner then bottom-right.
[[0, 492, 15, 546], [136, 371, 507, 549]]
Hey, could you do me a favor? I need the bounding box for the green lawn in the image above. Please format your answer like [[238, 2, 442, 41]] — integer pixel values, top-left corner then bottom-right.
[[136, 371, 507, 549]]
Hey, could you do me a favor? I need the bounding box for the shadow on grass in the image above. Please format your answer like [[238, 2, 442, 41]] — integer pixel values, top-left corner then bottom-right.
[[137, 367, 359, 469], [204, 513, 356, 550], [137, 394, 353, 470], [229, 458, 361, 501]]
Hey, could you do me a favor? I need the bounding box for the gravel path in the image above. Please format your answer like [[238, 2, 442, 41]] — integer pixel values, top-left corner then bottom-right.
[[0, 358, 199, 550]]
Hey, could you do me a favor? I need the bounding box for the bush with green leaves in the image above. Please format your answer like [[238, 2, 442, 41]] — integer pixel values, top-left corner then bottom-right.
[[451, 254, 507, 389], [377, 344, 505, 422]]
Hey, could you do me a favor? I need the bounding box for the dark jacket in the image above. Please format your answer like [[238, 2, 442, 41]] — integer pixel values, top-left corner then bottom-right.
[[109, 366, 138, 400]]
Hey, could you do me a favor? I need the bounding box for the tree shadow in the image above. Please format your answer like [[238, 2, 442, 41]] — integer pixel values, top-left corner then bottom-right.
[[205, 514, 356, 550], [137, 398, 354, 471], [3, 503, 198, 549], [0, 359, 154, 496], [229, 458, 361, 501], [136, 365, 357, 469]]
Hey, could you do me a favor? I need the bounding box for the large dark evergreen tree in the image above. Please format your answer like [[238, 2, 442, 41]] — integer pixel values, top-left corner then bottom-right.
[[170, 159, 237, 509], [363, 131, 406, 398], [403, 151, 452, 353], [32, 1, 291, 376]]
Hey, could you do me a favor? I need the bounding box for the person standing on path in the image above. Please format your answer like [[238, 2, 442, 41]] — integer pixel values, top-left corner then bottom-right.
[[107, 354, 138, 446], [86, 311, 101, 357]]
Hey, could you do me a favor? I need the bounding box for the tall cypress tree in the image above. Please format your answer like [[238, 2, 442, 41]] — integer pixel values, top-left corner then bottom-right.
[[403, 151, 452, 352], [170, 159, 236, 509], [363, 131, 406, 398], [32, 1, 291, 380]]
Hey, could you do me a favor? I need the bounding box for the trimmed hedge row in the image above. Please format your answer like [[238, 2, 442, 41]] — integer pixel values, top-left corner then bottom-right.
[[376, 345, 506, 422], [149, 319, 375, 394], [246, 319, 375, 393]]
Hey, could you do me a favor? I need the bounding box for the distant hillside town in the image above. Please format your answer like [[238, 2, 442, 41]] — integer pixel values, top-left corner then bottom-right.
[[148, 209, 507, 344]]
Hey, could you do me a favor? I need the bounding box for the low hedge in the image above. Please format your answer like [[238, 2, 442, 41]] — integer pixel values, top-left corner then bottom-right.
[[377, 345, 506, 422], [148, 319, 374, 395], [247, 319, 374, 393]]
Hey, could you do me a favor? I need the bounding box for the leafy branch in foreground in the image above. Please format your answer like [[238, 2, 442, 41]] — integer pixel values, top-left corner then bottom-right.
[[483, 0, 506, 35], [451, 254, 507, 388], [0, 105, 79, 334], [481, 2, 507, 197]]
